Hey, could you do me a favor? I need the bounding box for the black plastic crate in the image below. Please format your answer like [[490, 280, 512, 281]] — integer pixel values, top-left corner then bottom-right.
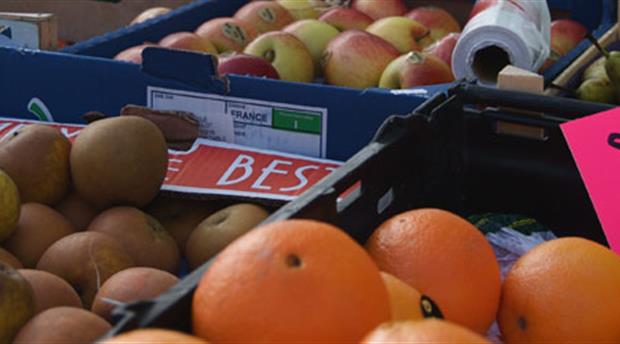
[[98, 83, 613, 340]]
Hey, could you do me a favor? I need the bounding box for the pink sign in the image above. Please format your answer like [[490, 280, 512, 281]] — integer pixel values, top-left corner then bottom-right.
[[561, 108, 620, 253]]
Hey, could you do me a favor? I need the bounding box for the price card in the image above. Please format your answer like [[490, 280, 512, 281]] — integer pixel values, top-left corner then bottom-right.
[[561, 108, 620, 253]]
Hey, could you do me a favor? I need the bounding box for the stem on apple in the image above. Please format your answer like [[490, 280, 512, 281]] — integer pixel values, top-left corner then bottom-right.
[[264, 50, 275, 62]]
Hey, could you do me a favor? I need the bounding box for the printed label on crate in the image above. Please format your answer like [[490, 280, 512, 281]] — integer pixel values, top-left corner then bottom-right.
[[0, 18, 39, 49], [561, 109, 620, 253], [147, 86, 328, 158], [0, 118, 342, 202]]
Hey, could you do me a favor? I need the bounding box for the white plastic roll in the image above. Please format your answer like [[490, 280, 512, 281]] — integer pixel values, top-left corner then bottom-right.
[[452, 0, 550, 85]]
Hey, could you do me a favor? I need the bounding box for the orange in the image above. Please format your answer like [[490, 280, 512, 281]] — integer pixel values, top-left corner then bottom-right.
[[366, 208, 501, 334], [498, 237, 620, 343], [361, 319, 492, 343], [192, 219, 391, 342], [380, 271, 443, 321], [100, 328, 208, 343]]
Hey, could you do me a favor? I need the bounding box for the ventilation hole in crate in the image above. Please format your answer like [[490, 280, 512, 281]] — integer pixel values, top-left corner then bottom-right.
[[336, 181, 362, 213], [377, 188, 395, 214]]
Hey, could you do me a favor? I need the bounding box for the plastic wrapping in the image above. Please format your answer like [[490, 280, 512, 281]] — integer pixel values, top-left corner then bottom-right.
[[487, 227, 557, 279], [484, 226, 557, 343], [452, 0, 551, 85]]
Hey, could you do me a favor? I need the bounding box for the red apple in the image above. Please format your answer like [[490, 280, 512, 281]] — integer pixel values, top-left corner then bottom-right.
[[538, 50, 562, 73], [159, 32, 218, 55], [352, 0, 407, 20], [113, 43, 156, 64], [379, 51, 454, 89], [234, 1, 295, 33], [322, 30, 400, 88], [130, 7, 171, 25], [469, 0, 497, 21], [217, 53, 280, 79], [406, 7, 460, 43], [366, 16, 429, 53], [195, 17, 259, 53], [244, 31, 315, 83], [318, 7, 374, 31], [550, 19, 588, 56], [423, 32, 460, 69]]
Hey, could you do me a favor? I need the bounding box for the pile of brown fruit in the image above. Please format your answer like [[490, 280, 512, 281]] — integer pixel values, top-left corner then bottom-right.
[[0, 115, 270, 343]]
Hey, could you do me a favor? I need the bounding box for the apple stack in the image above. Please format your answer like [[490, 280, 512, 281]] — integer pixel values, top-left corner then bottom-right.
[[115, 0, 591, 90], [115, 0, 464, 90]]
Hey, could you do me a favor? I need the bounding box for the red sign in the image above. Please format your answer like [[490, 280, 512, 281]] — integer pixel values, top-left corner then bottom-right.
[[561, 109, 620, 254], [0, 118, 342, 202]]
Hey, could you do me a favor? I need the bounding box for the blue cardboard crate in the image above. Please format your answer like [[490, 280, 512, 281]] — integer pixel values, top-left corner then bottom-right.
[[61, 0, 617, 86], [0, 45, 448, 161]]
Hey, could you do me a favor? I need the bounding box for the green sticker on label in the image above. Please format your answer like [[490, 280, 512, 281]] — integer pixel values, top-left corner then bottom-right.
[[272, 109, 321, 134], [222, 23, 246, 45], [259, 8, 276, 23]]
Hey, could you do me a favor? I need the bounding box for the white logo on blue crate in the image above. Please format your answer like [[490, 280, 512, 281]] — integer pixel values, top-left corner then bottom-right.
[[27, 98, 54, 122]]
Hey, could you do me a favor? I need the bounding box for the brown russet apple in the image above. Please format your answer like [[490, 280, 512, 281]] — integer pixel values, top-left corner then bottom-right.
[[0, 262, 34, 343], [88, 207, 180, 273], [54, 191, 98, 231], [185, 203, 270, 270], [36, 232, 135, 309], [0, 124, 71, 206], [0, 168, 19, 241], [0, 247, 22, 269], [4, 203, 78, 268], [12, 307, 110, 344], [91, 267, 179, 321], [17, 269, 83, 314], [70, 116, 168, 209], [146, 196, 224, 251]]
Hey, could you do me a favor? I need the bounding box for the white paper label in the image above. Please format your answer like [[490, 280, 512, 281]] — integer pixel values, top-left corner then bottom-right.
[[147, 87, 328, 158], [0, 19, 39, 49]]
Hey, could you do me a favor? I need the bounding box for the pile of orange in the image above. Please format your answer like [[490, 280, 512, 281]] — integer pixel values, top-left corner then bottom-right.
[[102, 208, 620, 343]]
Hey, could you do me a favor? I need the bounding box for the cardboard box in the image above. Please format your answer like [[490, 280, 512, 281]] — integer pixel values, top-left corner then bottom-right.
[[0, 45, 447, 161], [547, 0, 620, 96], [0, 0, 192, 43]]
